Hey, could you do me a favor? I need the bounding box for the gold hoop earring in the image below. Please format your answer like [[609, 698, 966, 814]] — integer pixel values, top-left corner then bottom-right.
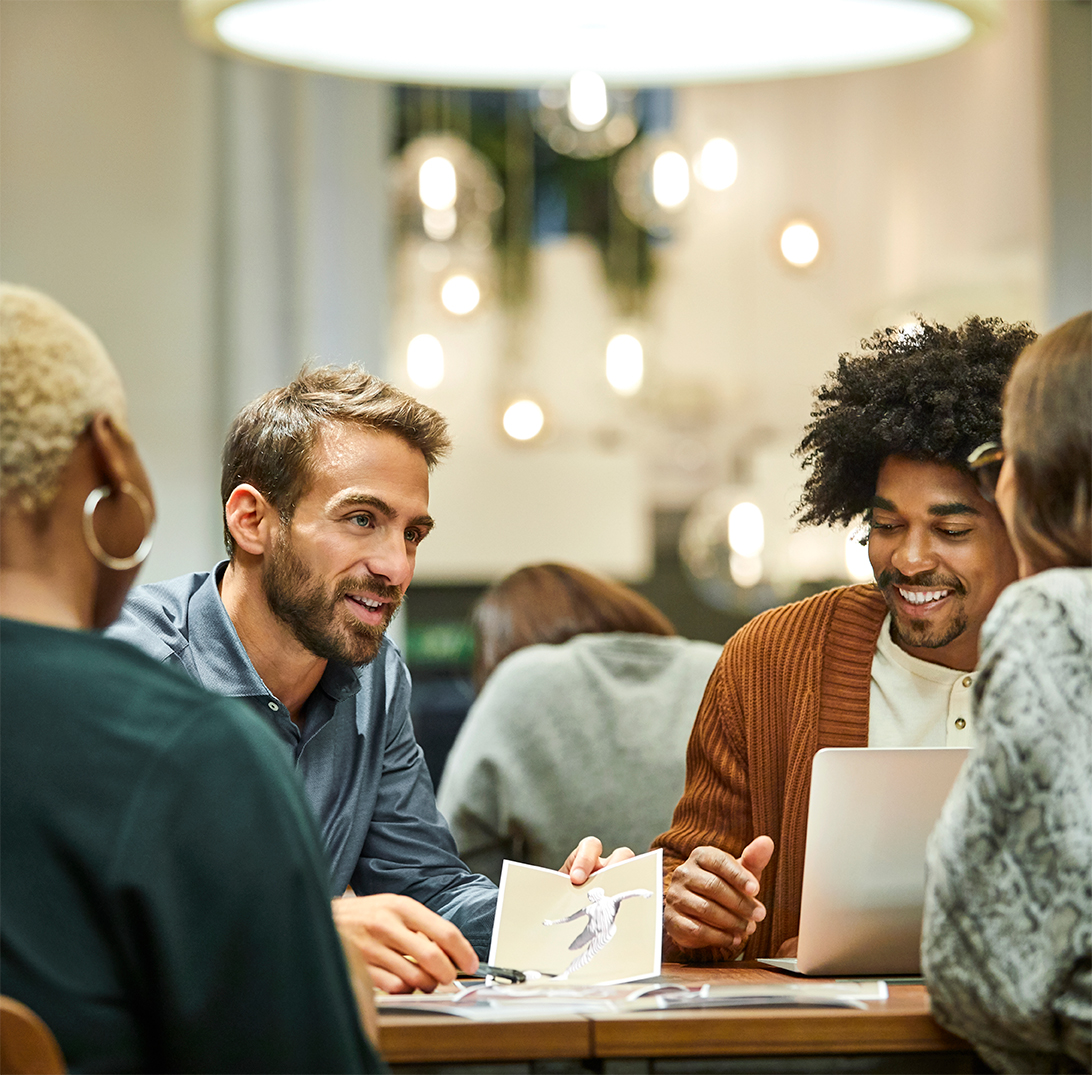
[[82, 482, 155, 571]]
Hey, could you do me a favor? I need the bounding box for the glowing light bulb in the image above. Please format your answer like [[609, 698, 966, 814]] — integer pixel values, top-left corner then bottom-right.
[[419, 156, 457, 210], [780, 222, 820, 267], [605, 334, 643, 395], [696, 138, 738, 191], [652, 150, 689, 209], [406, 334, 444, 389], [503, 399, 545, 441], [845, 532, 874, 581], [727, 501, 764, 558], [440, 274, 480, 315], [567, 70, 608, 130]]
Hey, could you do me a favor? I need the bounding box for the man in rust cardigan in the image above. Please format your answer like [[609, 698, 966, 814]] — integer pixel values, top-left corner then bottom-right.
[[654, 316, 1037, 962]]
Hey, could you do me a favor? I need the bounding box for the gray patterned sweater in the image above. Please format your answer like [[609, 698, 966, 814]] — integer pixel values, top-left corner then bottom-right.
[[922, 568, 1092, 1074]]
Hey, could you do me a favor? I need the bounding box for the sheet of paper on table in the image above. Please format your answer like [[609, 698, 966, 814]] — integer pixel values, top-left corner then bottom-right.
[[489, 848, 663, 986], [375, 978, 890, 1021]]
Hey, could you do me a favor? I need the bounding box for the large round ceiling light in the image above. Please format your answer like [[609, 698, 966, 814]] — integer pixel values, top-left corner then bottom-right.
[[186, 0, 993, 87]]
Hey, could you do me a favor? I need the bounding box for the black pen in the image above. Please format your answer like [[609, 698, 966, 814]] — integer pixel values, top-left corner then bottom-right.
[[458, 963, 526, 983]]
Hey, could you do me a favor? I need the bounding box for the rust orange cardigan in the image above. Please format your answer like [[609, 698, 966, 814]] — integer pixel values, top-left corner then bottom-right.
[[653, 584, 888, 961]]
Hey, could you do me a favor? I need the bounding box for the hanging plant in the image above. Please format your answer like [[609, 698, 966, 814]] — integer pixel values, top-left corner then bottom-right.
[[394, 86, 659, 316]]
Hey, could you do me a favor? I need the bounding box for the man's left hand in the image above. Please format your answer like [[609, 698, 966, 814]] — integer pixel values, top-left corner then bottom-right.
[[560, 836, 635, 885]]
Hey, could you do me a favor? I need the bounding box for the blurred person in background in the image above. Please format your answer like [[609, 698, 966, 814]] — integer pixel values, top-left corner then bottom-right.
[[437, 563, 721, 883], [0, 284, 380, 1073], [922, 311, 1092, 1075], [655, 316, 1035, 962]]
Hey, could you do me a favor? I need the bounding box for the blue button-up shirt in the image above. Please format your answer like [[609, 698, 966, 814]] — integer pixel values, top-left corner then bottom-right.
[[107, 563, 497, 954]]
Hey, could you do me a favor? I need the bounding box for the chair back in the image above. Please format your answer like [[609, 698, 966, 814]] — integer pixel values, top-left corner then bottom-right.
[[0, 997, 66, 1074]]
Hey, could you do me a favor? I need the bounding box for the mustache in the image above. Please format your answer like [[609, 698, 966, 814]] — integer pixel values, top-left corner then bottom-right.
[[334, 577, 404, 603], [876, 568, 966, 596]]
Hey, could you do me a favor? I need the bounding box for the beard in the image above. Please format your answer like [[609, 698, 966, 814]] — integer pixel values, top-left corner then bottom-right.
[[875, 568, 968, 651], [262, 534, 402, 667]]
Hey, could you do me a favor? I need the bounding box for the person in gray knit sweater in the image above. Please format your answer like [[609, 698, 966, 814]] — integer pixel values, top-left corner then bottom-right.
[[922, 311, 1092, 1074], [437, 564, 721, 883]]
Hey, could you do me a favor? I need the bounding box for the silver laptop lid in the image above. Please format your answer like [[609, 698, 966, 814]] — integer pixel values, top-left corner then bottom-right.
[[794, 746, 969, 976]]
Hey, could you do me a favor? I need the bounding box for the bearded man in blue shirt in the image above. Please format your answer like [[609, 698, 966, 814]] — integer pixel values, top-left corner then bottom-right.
[[110, 364, 627, 994]]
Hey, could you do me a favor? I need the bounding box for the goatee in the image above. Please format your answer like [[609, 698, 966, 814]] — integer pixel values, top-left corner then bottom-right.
[[875, 568, 967, 651]]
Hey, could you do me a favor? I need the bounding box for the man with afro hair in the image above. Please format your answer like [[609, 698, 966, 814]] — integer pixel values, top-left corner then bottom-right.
[[654, 315, 1036, 963]]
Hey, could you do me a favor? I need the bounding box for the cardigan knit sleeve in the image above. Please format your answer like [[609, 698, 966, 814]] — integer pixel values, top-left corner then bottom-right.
[[653, 585, 883, 960]]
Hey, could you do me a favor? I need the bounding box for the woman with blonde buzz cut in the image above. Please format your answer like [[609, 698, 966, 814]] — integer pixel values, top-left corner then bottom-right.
[[0, 284, 381, 1073]]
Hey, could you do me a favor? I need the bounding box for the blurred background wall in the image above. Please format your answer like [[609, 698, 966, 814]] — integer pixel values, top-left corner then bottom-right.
[[2, 0, 1089, 650]]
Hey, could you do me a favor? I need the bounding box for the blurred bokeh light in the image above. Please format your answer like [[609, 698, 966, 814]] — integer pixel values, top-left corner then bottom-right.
[[780, 222, 820, 266], [502, 399, 546, 441], [695, 137, 738, 191], [441, 274, 481, 314], [407, 333, 445, 388], [605, 333, 644, 395]]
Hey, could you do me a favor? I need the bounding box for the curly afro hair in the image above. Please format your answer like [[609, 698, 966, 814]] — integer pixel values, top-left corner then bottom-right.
[[796, 315, 1037, 528]]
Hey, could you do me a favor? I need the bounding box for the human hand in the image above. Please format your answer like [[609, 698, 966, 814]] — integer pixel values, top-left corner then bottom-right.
[[663, 835, 774, 953], [559, 836, 635, 885], [775, 935, 798, 957], [331, 893, 478, 994]]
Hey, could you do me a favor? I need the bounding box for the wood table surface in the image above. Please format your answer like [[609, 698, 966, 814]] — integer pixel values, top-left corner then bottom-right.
[[590, 963, 967, 1058], [377, 962, 970, 1066]]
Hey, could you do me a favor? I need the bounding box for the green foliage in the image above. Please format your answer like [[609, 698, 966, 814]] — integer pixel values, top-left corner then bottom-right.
[[395, 86, 657, 315]]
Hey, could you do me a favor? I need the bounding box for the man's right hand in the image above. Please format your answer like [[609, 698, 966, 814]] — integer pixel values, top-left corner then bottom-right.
[[663, 835, 775, 953], [331, 893, 479, 994]]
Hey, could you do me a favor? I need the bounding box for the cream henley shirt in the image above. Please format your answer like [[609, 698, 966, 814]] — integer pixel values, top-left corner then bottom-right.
[[868, 613, 977, 748]]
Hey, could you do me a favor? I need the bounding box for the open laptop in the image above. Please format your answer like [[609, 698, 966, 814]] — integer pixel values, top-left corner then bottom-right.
[[759, 746, 969, 977]]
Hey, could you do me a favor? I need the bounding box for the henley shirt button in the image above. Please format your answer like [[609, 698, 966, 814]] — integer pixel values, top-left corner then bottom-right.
[[961, 676, 973, 688], [268, 701, 279, 711], [955, 717, 966, 730]]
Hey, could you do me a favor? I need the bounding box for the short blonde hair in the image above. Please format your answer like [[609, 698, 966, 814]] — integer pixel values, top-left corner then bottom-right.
[[1, 283, 127, 513]]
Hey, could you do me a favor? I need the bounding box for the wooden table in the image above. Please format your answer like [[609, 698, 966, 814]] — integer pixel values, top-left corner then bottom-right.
[[378, 963, 982, 1073]]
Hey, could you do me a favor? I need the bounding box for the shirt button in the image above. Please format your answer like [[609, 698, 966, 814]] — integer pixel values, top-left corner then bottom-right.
[[268, 701, 280, 711], [962, 676, 972, 688], [955, 717, 966, 730]]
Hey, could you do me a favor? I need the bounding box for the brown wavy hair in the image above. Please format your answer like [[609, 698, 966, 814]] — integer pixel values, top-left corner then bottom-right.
[[1003, 311, 1092, 572], [471, 563, 675, 690]]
